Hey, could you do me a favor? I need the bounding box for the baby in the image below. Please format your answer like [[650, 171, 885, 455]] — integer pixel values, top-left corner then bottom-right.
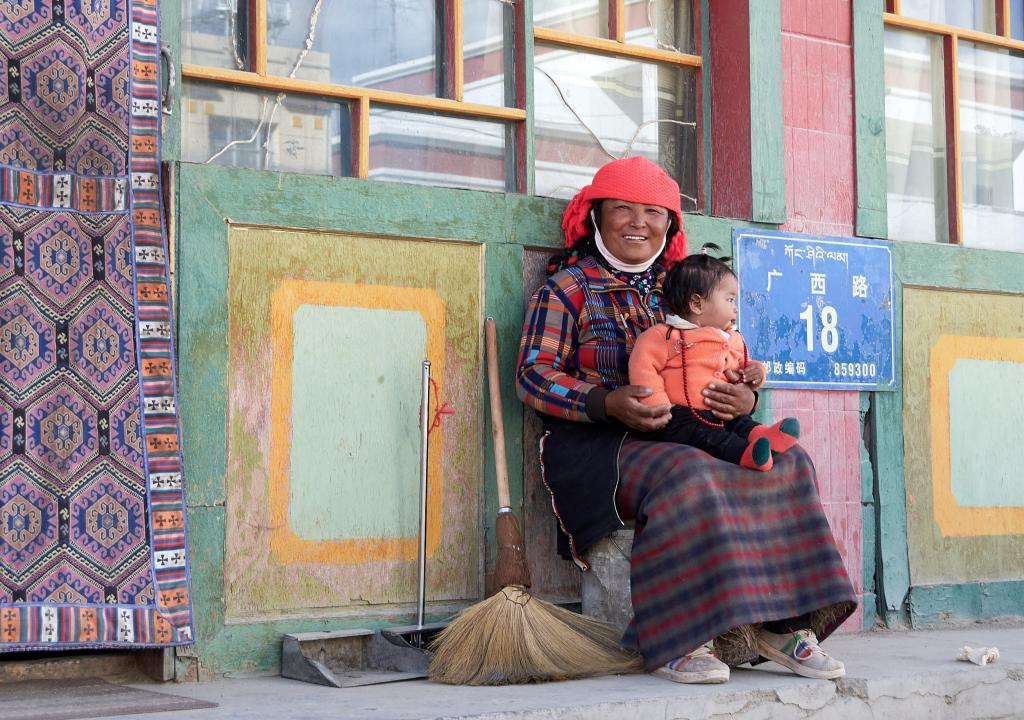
[[629, 253, 800, 471]]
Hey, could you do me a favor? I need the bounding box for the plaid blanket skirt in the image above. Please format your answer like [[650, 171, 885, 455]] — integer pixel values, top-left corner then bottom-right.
[[615, 438, 857, 670]]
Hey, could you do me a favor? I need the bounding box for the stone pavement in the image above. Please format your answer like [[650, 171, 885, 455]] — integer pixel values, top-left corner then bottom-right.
[[53, 624, 1024, 719]]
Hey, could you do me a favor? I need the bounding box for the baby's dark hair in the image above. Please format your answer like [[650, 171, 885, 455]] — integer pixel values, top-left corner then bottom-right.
[[663, 250, 736, 318]]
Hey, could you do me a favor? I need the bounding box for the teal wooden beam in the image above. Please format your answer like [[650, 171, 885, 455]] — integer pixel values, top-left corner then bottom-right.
[[177, 171, 229, 509], [178, 165, 758, 253], [853, 0, 888, 238], [896, 241, 1024, 293], [861, 591, 878, 629], [872, 272, 910, 627], [748, 1, 786, 224], [683, 213, 775, 254], [177, 164, 561, 245], [483, 243, 526, 577], [182, 506, 228, 661], [860, 392, 877, 628], [159, 0, 182, 161], [520, 0, 536, 195], [909, 582, 1024, 625]]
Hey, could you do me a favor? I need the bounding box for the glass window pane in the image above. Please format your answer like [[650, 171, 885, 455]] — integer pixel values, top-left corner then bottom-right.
[[1012, 0, 1024, 40], [534, 0, 607, 38], [884, 29, 949, 243], [182, 82, 350, 176], [368, 109, 509, 192], [624, 0, 694, 55], [267, 0, 438, 96], [464, 0, 513, 107], [900, 0, 996, 34], [183, 0, 250, 70], [533, 46, 698, 211], [958, 42, 1024, 251]]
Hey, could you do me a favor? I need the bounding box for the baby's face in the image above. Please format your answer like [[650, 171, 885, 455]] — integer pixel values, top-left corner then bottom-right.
[[698, 274, 738, 330]]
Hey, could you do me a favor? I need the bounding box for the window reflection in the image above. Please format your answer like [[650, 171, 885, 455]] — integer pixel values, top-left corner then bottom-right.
[[184, 0, 249, 70], [624, 0, 694, 55], [884, 29, 949, 243], [959, 42, 1024, 251], [267, 0, 438, 97], [369, 109, 509, 192], [533, 45, 697, 210], [182, 82, 348, 176], [463, 0, 513, 107], [533, 0, 606, 37], [899, 0, 996, 34]]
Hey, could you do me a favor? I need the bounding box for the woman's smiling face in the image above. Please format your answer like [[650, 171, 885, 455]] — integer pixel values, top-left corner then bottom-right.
[[597, 199, 671, 266]]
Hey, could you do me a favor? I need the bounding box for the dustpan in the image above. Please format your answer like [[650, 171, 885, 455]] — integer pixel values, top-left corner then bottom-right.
[[282, 360, 447, 687]]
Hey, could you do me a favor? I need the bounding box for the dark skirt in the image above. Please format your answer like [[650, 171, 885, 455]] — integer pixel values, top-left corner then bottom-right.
[[615, 438, 857, 670]]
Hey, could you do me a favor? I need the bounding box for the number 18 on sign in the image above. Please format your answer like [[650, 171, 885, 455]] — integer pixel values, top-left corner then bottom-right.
[[734, 229, 896, 391]]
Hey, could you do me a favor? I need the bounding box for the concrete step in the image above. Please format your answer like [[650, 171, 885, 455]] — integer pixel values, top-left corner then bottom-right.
[[35, 624, 1024, 719]]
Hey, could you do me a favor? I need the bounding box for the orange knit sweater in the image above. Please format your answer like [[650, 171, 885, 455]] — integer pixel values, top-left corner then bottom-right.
[[629, 323, 761, 410]]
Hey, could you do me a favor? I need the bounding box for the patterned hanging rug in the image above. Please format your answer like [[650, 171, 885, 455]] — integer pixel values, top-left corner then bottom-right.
[[0, 0, 193, 647]]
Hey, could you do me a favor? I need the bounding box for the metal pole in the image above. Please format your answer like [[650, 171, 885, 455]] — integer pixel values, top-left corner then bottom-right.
[[416, 360, 431, 634]]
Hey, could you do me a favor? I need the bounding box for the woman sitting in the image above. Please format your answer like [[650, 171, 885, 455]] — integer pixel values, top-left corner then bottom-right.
[[516, 156, 856, 684]]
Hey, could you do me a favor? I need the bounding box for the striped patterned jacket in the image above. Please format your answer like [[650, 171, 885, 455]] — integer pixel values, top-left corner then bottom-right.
[[516, 255, 666, 422]]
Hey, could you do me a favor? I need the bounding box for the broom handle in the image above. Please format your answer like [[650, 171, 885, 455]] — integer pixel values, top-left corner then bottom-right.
[[484, 318, 511, 510]]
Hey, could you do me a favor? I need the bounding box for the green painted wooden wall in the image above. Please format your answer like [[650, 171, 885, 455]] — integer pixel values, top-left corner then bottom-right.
[[171, 162, 782, 676], [161, 0, 1024, 679]]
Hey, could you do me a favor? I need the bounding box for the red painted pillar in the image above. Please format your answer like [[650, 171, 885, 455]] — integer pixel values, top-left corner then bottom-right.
[[777, 0, 865, 631], [710, 0, 753, 219]]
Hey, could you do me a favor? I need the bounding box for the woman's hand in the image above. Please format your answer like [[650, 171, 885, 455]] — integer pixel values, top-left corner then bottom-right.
[[605, 385, 672, 432], [739, 362, 765, 389], [702, 370, 756, 421]]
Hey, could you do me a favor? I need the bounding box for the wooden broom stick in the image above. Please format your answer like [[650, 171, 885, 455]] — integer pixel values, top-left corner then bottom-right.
[[485, 317, 530, 588]]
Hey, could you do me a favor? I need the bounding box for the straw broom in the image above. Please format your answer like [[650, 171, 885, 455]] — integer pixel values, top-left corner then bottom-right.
[[428, 318, 642, 685]]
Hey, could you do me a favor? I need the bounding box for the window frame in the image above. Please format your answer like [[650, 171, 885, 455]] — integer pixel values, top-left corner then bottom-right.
[[884, 0, 1024, 245], [178, 1, 703, 199]]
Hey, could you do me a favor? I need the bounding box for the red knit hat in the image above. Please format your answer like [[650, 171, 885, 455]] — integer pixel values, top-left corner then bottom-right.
[[561, 156, 688, 268]]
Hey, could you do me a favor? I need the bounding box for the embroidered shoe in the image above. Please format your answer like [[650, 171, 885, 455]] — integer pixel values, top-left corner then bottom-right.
[[653, 643, 730, 684], [756, 628, 846, 680]]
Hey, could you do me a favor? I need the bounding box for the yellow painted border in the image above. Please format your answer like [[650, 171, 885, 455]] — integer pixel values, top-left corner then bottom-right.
[[182, 65, 526, 121], [268, 279, 447, 564], [884, 12, 1024, 52], [533, 26, 703, 67], [930, 334, 1024, 537]]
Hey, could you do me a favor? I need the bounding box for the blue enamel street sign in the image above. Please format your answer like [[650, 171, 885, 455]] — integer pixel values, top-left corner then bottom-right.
[[733, 229, 896, 391]]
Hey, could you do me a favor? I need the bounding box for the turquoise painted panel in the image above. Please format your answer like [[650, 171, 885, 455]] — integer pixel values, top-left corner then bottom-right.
[[949, 359, 1024, 508], [289, 305, 426, 540]]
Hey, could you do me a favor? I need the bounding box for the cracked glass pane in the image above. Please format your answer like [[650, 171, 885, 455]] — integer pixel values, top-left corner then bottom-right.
[[266, 0, 438, 96], [900, 0, 996, 33], [369, 108, 509, 192], [182, 81, 350, 176], [624, 0, 693, 55], [534, 0, 606, 38], [533, 45, 698, 210], [183, 0, 250, 70], [464, 0, 514, 107]]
